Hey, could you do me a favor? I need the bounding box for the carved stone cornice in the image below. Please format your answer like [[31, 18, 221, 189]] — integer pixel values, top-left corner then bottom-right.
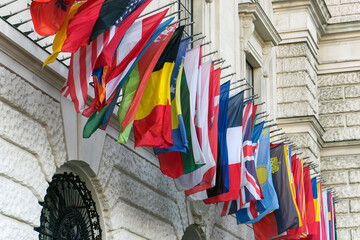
[[238, 2, 282, 46]]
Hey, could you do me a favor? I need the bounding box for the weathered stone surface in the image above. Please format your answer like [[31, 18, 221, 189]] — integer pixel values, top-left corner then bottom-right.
[[111, 229, 147, 240], [211, 225, 244, 240], [278, 102, 316, 117], [0, 176, 42, 227], [320, 99, 360, 114], [320, 114, 345, 128], [277, 86, 315, 103], [0, 101, 55, 181], [322, 127, 360, 141], [321, 155, 360, 171], [318, 72, 360, 87], [99, 136, 188, 227], [325, 0, 340, 5], [334, 184, 360, 198], [277, 57, 317, 81], [110, 200, 177, 240], [337, 213, 360, 228], [104, 168, 183, 238], [350, 199, 360, 213], [277, 71, 316, 96], [335, 199, 349, 213], [345, 85, 360, 98], [350, 170, 360, 183], [322, 171, 348, 185], [351, 229, 360, 240], [328, 3, 360, 17], [0, 67, 66, 168], [347, 113, 360, 126], [337, 229, 350, 240], [0, 214, 38, 240], [287, 134, 319, 158], [277, 43, 312, 59], [0, 137, 48, 201], [319, 86, 344, 101], [215, 215, 254, 240]]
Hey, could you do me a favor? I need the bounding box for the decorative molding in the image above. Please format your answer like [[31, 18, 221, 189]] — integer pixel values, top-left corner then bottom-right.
[[240, 14, 256, 52], [189, 201, 210, 227], [262, 41, 274, 77], [238, 2, 282, 46]]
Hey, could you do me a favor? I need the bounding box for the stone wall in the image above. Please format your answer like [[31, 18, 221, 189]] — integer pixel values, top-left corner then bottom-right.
[[325, 0, 360, 23]]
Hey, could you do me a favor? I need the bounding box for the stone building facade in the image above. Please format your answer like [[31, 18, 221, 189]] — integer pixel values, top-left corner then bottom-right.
[[0, 0, 360, 239]]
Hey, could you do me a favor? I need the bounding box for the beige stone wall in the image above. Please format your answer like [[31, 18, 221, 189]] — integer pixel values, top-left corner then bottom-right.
[[326, 0, 360, 23]]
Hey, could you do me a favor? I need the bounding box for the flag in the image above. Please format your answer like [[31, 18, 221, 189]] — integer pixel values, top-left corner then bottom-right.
[[119, 23, 178, 145], [173, 61, 216, 191], [132, 26, 184, 148], [203, 89, 244, 204], [44, 0, 151, 68], [306, 177, 321, 240], [220, 118, 264, 216], [323, 190, 330, 240], [82, 18, 174, 138], [303, 166, 316, 237], [89, 0, 134, 42], [183, 65, 221, 199], [205, 80, 230, 198], [319, 183, 328, 240], [252, 144, 301, 240], [154, 37, 191, 154], [157, 68, 205, 178], [236, 125, 279, 224], [30, 0, 76, 36]]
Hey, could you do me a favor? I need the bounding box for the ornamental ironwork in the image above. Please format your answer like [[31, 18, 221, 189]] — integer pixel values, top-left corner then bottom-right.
[[35, 172, 102, 240]]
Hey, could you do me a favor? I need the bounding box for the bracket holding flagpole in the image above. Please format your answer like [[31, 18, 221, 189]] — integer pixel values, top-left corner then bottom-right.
[[221, 65, 231, 70], [190, 36, 206, 43], [138, 0, 178, 18], [220, 72, 236, 80], [214, 60, 225, 66], [202, 50, 218, 58]]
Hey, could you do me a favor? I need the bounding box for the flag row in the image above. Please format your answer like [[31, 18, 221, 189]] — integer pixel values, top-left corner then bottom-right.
[[31, 1, 338, 239]]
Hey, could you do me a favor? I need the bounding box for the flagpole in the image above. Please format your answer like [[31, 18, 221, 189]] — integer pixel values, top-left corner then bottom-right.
[[138, 0, 178, 19]]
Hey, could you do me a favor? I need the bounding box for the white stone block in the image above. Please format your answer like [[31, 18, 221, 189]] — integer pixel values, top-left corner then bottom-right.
[[110, 200, 177, 240], [0, 67, 66, 168], [111, 229, 147, 240], [278, 102, 316, 117], [0, 214, 38, 240], [337, 213, 360, 228], [277, 43, 312, 59], [350, 170, 360, 183], [277, 86, 315, 104], [346, 113, 360, 126], [334, 184, 360, 198], [320, 99, 360, 114], [318, 72, 360, 87], [345, 85, 360, 98], [320, 114, 346, 128], [0, 176, 42, 227], [322, 127, 360, 141], [321, 155, 360, 171], [322, 171, 348, 185], [277, 71, 317, 96], [319, 86, 344, 101], [351, 229, 360, 240], [335, 199, 349, 214], [0, 137, 48, 201], [350, 199, 360, 213], [337, 229, 350, 240]]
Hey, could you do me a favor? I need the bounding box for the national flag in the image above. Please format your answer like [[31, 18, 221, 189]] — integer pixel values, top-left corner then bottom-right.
[[89, 0, 134, 42], [319, 183, 328, 240], [306, 177, 321, 240], [132, 26, 184, 148], [323, 190, 330, 240], [63, 8, 166, 114], [236, 125, 279, 224], [119, 23, 178, 145], [303, 166, 316, 237], [173, 60, 216, 191], [30, 0, 76, 36], [82, 18, 174, 138], [203, 89, 244, 204], [183, 65, 221, 199], [154, 36, 191, 154], [252, 144, 301, 240], [220, 118, 264, 216]]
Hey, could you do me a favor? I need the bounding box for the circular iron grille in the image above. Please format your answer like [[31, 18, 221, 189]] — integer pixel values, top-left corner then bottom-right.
[[35, 172, 102, 240]]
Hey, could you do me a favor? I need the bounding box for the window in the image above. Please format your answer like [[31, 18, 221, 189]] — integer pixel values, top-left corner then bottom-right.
[[246, 61, 254, 96]]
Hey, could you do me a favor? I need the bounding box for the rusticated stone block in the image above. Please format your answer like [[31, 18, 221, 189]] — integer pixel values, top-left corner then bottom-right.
[[214, 215, 254, 240], [322, 127, 360, 141], [277, 71, 316, 96], [286, 134, 319, 158], [321, 155, 360, 171], [104, 169, 183, 238], [320, 114, 345, 128], [350, 170, 360, 183], [0, 67, 66, 168], [277, 43, 312, 59], [319, 99, 360, 114], [337, 214, 360, 229], [0, 176, 42, 227], [328, 3, 360, 17], [0, 137, 48, 201], [347, 113, 360, 126], [0, 214, 38, 240], [319, 86, 344, 101], [337, 229, 350, 240], [277, 86, 315, 103], [350, 199, 360, 213], [277, 57, 317, 81], [278, 102, 316, 118], [318, 72, 360, 87], [351, 229, 360, 240], [345, 85, 360, 98], [111, 229, 147, 240], [0, 101, 56, 181], [334, 184, 360, 198], [325, 0, 340, 5], [322, 171, 348, 185], [110, 200, 177, 240], [335, 199, 349, 213]]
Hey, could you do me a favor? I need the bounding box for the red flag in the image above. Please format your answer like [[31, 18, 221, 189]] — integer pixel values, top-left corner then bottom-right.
[[30, 0, 76, 36]]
